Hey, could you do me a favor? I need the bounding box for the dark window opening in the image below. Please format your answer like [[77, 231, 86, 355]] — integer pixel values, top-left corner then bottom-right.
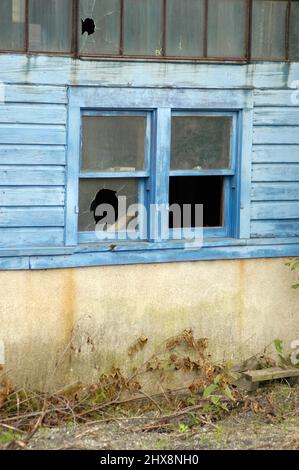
[[81, 18, 95, 36], [171, 116, 231, 170], [169, 176, 223, 229]]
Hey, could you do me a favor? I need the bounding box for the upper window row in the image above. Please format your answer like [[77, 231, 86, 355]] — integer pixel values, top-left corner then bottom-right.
[[0, 0, 298, 60]]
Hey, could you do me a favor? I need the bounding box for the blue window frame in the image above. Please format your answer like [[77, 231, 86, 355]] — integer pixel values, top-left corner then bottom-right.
[[65, 87, 253, 252], [78, 110, 152, 243], [168, 110, 238, 240]]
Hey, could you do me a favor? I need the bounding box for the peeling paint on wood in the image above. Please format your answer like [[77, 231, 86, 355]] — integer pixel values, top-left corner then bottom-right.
[[0, 55, 298, 267]]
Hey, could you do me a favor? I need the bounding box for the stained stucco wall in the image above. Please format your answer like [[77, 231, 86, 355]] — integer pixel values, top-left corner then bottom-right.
[[0, 257, 298, 390]]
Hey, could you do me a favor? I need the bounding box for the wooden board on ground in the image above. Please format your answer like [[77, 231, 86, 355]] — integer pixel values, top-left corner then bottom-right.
[[243, 367, 299, 383]]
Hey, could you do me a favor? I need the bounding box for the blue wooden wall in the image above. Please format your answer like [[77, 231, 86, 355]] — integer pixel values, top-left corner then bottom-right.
[[0, 55, 298, 269], [252, 91, 299, 238], [0, 84, 67, 252]]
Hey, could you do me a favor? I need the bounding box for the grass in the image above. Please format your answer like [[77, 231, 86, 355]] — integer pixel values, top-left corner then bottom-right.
[[0, 430, 21, 445], [0, 329, 298, 449]]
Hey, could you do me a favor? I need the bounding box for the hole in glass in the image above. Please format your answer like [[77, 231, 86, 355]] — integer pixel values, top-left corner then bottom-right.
[[79, 178, 138, 233], [90, 188, 118, 227], [81, 17, 95, 35]]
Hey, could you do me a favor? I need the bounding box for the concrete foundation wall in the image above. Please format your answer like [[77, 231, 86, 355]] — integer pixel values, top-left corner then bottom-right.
[[0, 258, 298, 390]]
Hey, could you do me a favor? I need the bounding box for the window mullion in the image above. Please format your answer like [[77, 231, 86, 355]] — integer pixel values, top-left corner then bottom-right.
[[150, 108, 171, 242], [65, 104, 81, 247], [72, 0, 79, 56]]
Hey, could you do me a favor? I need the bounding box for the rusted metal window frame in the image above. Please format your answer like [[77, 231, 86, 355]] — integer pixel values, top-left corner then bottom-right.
[[0, 0, 297, 62]]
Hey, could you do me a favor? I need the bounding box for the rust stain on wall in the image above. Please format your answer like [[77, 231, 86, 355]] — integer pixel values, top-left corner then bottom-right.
[[237, 259, 246, 350], [61, 269, 76, 342]]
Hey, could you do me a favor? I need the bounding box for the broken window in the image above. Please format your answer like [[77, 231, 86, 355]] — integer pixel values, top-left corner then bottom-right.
[[78, 112, 150, 241], [79, 0, 120, 55], [0, 0, 298, 61], [169, 113, 234, 237], [79, 178, 138, 233], [78, 109, 237, 242], [28, 0, 72, 52], [0, 0, 26, 51]]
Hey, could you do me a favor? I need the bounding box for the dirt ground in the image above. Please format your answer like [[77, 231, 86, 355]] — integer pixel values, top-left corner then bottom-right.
[[20, 383, 298, 450], [24, 413, 299, 451]]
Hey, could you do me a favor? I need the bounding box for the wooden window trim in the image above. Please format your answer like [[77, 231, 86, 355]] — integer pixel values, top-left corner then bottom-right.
[[65, 87, 253, 250]]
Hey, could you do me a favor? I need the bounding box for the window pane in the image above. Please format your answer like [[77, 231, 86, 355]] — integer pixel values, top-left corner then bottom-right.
[[290, 1, 299, 58], [79, 178, 138, 232], [79, 0, 120, 55], [169, 176, 223, 228], [29, 0, 72, 52], [251, 0, 287, 59], [82, 116, 146, 172], [0, 0, 25, 51], [123, 0, 163, 56], [171, 116, 232, 170], [207, 0, 247, 58], [166, 0, 204, 57]]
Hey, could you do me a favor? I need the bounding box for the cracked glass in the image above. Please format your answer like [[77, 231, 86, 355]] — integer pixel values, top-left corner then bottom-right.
[[79, 0, 120, 54], [79, 178, 138, 232]]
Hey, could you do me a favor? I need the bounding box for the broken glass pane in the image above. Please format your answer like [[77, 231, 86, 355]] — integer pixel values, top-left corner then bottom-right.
[[79, 0, 120, 55], [29, 0, 72, 52], [123, 0, 163, 56], [166, 0, 205, 57], [251, 0, 287, 59], [0, 0, 25, 51], [290, 1, 299, 58], [207, 0, 247, 58], [79, 178, 138, 232], [171, 116, 232, 170], [82, 116, 146, 172]]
